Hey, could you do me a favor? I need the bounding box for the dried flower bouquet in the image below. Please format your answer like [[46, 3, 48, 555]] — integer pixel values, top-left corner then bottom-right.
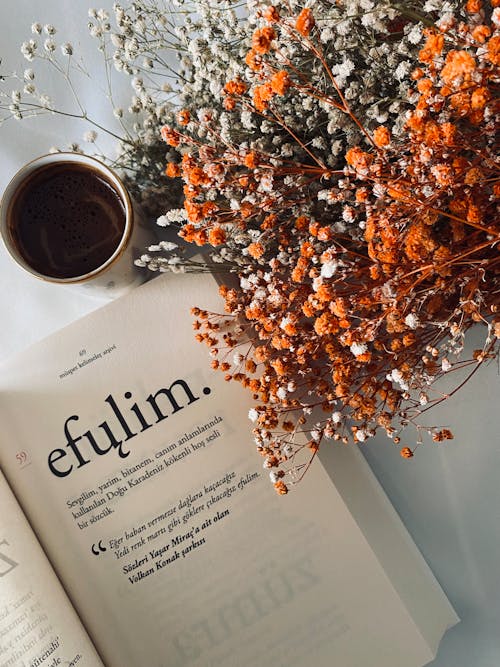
[[1, 0, 499, 492]]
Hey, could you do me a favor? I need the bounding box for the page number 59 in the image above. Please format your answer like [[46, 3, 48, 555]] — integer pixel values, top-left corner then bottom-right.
[[16, 451, 30, 467]]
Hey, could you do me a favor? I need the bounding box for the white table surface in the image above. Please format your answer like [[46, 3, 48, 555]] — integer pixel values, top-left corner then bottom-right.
[[1, 2, 499, 666]]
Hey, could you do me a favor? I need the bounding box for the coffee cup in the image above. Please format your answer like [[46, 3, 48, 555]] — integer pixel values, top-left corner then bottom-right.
[[0, 153, 153, 298]]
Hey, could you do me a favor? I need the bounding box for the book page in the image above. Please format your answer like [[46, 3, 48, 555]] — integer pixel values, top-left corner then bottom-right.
[[0, 470, 104, 667], [0, 274, 446, 667]]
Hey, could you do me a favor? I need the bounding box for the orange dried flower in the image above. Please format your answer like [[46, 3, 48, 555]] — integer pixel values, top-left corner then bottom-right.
[[240, 202, 253, 218], [417, 78, 433, 96], [439, 122, 456, 146], [465, 0, 482, 11], [270, 70, 291, 96], [185, 166, 208, 186], [471, 25, 491, 43], [224, 78, 247, 96], [264, 6, 280, 22], [160, 125, 180, 146], [253, 83, 274, 111], [345, 146, 373, 171], [202, 202, 218, 217], [471, 87, 490, 110], [183, 201, 205, 223], [245, 49, 262, 71], [177, 109, 190, 126], [165, 162, 181, 178], [433, 429, 454, 442], [247, 242, 265, 259], [244, 151, 259, 169], [252, 26, 276, 54], [486, 35, 500, 66], [419, 31, 444, 63], [208, 226, 226, 246], [373, 126, 391, 147], [274, 480, 288, 495], [295, 8, 315, 36], [441, 50, 476, 85], [223, 96, 236, 111]]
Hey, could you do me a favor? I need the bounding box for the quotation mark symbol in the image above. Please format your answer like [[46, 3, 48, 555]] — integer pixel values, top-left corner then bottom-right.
[[91, 541, 107, 556]]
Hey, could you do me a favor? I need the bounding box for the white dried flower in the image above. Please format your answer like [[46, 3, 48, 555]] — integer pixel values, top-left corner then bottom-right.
[[159, 241, 178, 251], [407, 25, 422, 44], [89, 24, 102, 39], [39, 94, 51, 109], [405, 314, 419, 329], [350, 342, 368, 357], [419, 393, 429, 405], [44, 39, 56, 53], [320, 260, 338, 279], [61, 42, 73, 56], [83, 130, 97, 143], [331, 411, 342, 424], [21, 40, 37, 61], [441, 358, 452, 372]]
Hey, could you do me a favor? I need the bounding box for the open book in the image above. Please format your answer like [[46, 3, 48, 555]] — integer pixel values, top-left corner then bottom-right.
[[0, 273, 458, 667]]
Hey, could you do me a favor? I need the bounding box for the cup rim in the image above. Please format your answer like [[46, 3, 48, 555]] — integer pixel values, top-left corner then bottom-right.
[[0, 152, 134, 284]]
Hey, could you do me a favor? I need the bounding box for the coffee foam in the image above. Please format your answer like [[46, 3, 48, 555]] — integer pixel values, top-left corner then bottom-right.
[[11, 163, 126, 279]]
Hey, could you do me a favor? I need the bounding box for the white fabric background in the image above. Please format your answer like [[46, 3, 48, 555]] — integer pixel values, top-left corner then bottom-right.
[[0, 2, 498, 666]]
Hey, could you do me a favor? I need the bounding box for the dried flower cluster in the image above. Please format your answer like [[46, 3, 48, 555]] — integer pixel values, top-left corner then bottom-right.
[[1, 0, 498, 493], [159, 0, 499, 492]]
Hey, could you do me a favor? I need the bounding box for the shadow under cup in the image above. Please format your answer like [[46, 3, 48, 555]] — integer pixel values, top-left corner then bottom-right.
[[0, 153, 146, 296]]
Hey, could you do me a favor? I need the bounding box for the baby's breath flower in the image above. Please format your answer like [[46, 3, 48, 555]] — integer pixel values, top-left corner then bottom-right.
[[39, 94, 52, 109], [61, 42, 73, 56], [21, 40, 37, 61], [156, 215, 170, 227], [44, 39, 56, 54], [350, 342, 368, 357], [405, 314, 419, 329], [83, 130, 97, 143]]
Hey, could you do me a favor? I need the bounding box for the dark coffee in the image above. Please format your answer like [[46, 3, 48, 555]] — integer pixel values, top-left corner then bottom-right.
[[9, 162, 126, 279]]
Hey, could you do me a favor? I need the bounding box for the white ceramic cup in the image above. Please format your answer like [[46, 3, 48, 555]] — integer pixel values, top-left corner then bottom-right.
[[0, 152, 153, 298]]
